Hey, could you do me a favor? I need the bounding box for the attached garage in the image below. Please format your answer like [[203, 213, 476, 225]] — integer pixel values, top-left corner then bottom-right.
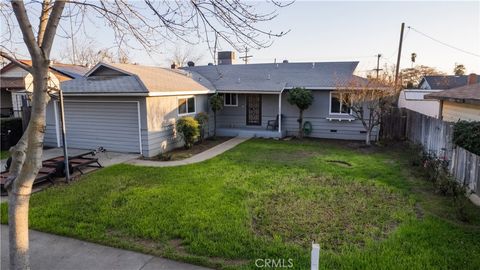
[[52, 101, 142, 154]]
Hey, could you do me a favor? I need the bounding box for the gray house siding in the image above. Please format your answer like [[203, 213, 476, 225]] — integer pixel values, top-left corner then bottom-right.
[[216, 91, 378, 141], [44, 101, 59, 147], [44, 96, 148, 154], [144, 94, 210, 157]]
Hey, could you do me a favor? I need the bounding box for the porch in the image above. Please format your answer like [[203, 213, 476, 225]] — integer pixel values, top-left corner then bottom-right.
[[216, 92, 286, 139], [216, 127, 286, 138]]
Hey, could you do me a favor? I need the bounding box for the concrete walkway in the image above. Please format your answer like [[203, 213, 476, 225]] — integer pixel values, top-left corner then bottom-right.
[[128, 136, 250, 167], [1, 225, 211, 270]]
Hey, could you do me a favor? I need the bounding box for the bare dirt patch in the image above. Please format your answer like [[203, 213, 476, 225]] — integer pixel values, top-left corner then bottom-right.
[[145, 137, 231, 161]]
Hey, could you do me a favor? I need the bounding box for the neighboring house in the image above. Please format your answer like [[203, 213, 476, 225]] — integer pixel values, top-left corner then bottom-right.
[[419, 74, 480, 90], [398, 73, 478, 118], [425, 83, 480, 122], [44, 53, 380, 157], [0, 60, 87, 118], [44, 62, 214, 156]]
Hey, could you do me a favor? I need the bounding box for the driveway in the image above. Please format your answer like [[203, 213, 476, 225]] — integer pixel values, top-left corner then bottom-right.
[[1, 147, 139, 170], [1, 148, 138, 202]]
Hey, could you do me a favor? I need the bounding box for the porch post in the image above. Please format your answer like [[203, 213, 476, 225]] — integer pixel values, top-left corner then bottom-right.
[[278, 91, 282, 134]]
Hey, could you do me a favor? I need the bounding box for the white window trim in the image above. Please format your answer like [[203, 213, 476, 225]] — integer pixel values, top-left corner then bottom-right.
[[224, 93, 238, 107], [329, 91, 352, 116], [177, 96, 196, 116]]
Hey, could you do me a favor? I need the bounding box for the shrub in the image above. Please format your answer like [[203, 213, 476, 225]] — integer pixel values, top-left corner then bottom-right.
[[453, 121, 480, 155], [287, 87, 313, 138], [409, 144, 471, 221], [209, 94, 224, 138], [195, 112, 209, 141], [176, 117, 200, 149]]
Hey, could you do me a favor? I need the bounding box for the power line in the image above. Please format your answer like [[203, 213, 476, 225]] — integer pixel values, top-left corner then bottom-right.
[[408, 26, 480, 58]]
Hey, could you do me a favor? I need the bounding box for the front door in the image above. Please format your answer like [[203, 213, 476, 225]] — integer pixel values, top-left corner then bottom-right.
[[246, 94, 262, 126]]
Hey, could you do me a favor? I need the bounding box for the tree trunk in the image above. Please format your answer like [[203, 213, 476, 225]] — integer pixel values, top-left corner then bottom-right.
[[8, 59, 49, 270], [298, 110, 304, 139], [365, 129, 371, 146]]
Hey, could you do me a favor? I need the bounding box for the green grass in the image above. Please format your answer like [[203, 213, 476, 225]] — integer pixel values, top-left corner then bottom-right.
[[0, 150, 10, 160], [2, 139, 480, 269]]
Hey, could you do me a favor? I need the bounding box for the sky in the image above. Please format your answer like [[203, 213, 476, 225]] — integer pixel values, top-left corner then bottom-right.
[[5, 1, 480, 76]]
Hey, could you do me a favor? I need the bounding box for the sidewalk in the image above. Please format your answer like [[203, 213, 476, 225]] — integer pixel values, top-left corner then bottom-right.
[[1, 225, 211, 270], [128, 136, 250, 167]]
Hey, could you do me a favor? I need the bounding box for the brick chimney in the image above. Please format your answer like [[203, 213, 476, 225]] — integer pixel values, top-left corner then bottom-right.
[[467, 73, 477, 85]]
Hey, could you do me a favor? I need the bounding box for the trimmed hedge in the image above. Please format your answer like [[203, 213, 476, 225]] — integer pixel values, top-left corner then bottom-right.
[[453, 121, 480, 155]]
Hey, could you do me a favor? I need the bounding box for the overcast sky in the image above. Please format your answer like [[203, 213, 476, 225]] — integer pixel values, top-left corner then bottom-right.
[[7, 1, 480, 75]]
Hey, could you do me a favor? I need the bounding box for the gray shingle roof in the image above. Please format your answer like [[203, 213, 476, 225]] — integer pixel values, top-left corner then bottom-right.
[[105, 63, 215, 92], [425, 83, 480, 105], [420, 75, 480, 90], [62, 75, 146, 93], [51, 64, 89, 79], [184, 61, 361, 92], [62, 62, 214, 94]]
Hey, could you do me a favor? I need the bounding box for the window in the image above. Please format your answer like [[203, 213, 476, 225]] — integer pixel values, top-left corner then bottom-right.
[[178, 96, 196, 115], [224, 93, 238, 106], [330, 92, 351, 115]]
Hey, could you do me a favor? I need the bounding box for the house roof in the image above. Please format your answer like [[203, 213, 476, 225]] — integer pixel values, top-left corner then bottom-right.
[[425, 83, 480, 105], [0, 60, 88, 82], [183, 61, 363, 93], [62, 62, 214, 95], [419, 75, 480, 90]]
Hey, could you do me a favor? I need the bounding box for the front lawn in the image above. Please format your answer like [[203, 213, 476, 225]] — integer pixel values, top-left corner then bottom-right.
[[2, 139, 480, 269]]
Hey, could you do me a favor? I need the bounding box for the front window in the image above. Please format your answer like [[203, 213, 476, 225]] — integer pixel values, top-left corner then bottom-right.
[[224, 93, 238, 106], [330, 92, 350, 114], [178, 96, 196, 115]]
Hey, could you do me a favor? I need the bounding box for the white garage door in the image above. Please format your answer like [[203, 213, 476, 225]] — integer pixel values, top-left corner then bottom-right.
[[62, 101, 141, 153]]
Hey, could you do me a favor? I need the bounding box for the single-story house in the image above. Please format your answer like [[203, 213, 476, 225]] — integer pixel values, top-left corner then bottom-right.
[[398, 73, 478, 118], [44, 62, 215, 156], [44, 54, 379, 157], [425, 83, 480, 122], [0, 60, 87, 118]]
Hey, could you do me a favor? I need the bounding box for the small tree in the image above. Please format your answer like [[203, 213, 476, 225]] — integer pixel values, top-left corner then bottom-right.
[[337, 79, 396, 145], [287, 88, 313, 138], [454, 64, 466, 76], [195, 112, 209, 141], [209, 94, 224, 138], [176, 117, 200, 149]]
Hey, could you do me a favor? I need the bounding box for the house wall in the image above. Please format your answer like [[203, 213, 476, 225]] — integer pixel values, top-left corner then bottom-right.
[[44, 96, 149, 154], [144, 94, 210, 157], [442, 101, 480, 122], [398, 89, 441, 118], [217, 91, 378, 141]]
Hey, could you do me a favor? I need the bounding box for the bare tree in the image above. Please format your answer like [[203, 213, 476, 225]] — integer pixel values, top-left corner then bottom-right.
[[0, 1, 290, 269], [167, 44, 203, 67], [59, 39, 132, 67], [400, 65, 444, 88], [336, 78, 396, 145]]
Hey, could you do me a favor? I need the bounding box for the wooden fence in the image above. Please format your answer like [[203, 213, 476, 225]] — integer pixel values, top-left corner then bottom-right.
[[385, 109, 479, 196]]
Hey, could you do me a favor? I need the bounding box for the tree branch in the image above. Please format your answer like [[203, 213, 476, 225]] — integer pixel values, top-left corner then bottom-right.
[[41, 0, 67, 57], [11, 0, 41, 58], [0, 51, 32, 72]]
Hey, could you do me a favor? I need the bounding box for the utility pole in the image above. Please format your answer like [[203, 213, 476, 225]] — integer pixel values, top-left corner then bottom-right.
[[373, 54, 382, 79], [394, 22, 405, 87], [239, 47, 253, 64]]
